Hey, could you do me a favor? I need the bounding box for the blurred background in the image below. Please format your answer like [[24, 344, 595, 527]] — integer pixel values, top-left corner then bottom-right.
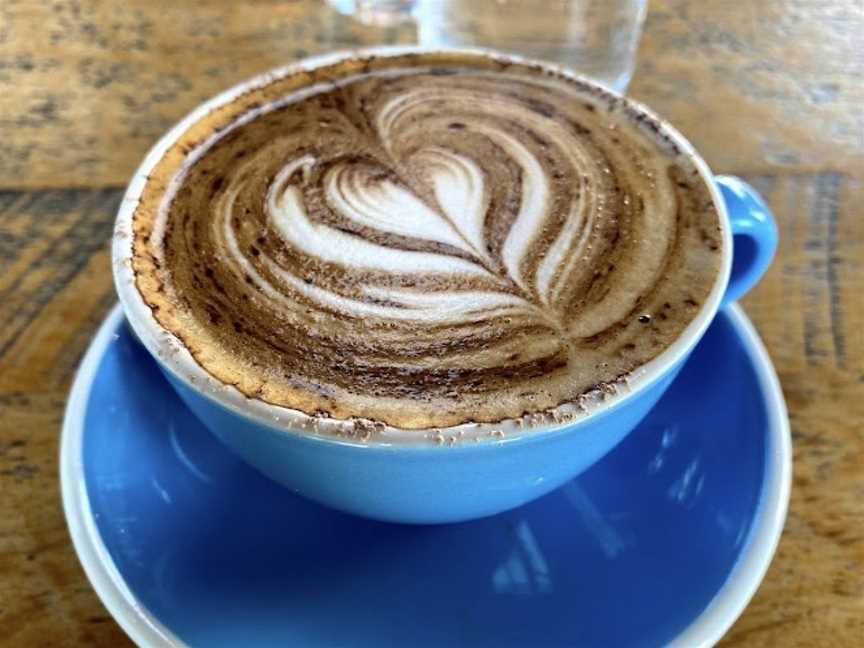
[[0, 1, 862, 646]]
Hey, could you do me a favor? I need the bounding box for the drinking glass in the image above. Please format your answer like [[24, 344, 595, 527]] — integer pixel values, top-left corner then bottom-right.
[[328, 0, 648, 92], [415, 0, 648, 92]]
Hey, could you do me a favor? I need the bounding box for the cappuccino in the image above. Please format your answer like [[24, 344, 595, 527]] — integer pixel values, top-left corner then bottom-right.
[[129, 51, 723, 430]]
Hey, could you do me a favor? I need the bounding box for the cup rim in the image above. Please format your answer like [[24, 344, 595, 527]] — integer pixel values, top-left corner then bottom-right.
[[112, 45, 733, 448]]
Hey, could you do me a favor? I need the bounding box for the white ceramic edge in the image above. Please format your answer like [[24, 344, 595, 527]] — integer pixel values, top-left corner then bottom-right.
[[60, 304, 186, 648], [668, 302, 792, 648], [61, 302, 789, 648], [111, 45, 733, 447]]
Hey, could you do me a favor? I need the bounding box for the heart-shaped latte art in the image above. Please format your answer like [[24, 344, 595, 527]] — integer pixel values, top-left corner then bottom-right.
[[132, 56, 722, 429]]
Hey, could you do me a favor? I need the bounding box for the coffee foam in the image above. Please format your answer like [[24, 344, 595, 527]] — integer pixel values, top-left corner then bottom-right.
[[126, 50, 724, 432]]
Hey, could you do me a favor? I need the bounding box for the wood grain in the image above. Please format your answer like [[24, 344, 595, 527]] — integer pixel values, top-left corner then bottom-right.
[[0, 1, 862, 646], [0, 0, 861, 189]]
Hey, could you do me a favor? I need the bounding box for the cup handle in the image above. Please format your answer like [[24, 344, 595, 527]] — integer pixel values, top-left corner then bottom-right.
[[715, 175, 778, 306]]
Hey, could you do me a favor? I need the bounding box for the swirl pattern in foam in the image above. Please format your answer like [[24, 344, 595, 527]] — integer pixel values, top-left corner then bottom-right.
[[130, 52, 723, 430]]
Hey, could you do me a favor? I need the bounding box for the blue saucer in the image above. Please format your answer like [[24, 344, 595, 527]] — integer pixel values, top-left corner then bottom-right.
[[62, 305, 789, 648]]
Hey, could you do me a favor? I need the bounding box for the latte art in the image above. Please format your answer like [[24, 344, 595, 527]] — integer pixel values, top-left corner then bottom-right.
[[131, 52, 723, 430]]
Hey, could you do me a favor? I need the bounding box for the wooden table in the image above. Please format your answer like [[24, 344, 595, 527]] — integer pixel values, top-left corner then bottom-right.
[[1, 1, 861, 645]]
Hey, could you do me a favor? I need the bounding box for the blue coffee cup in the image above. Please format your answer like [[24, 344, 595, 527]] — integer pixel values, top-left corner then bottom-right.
[[114, 49, 778, 524]]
